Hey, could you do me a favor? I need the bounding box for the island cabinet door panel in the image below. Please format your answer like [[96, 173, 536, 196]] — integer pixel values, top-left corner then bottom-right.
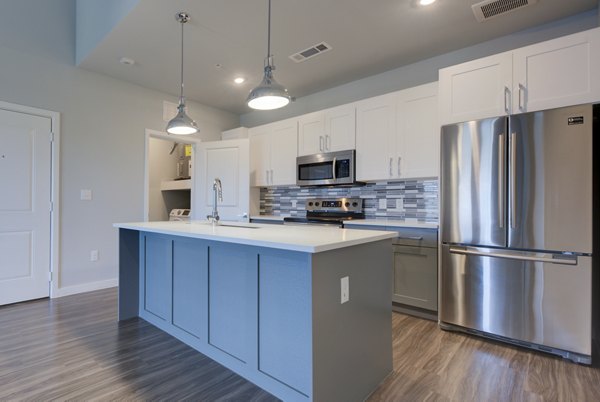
[[142, 234, 173, 322], [258, 250, 312, 397], [172, 238, 208, 340], [208, 244, 258, 365]]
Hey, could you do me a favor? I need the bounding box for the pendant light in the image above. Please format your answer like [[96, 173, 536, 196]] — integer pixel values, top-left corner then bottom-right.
[[166, 12, 198, 135], [247, 0, 291, 110]]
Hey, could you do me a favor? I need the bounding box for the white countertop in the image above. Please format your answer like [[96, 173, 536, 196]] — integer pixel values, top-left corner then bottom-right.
[[114, 221, 396, 253], [250, 215, 287, 221], [342, 219, 438, 229]]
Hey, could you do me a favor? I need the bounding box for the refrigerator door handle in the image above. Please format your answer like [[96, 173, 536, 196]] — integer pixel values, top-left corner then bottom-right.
[[498, 132, 505, 228], [449, 246, 578, 265], [510, 132, 517, 229]]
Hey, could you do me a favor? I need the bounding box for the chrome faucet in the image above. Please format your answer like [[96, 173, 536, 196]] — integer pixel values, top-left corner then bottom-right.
[[207, 178, 223, 225]]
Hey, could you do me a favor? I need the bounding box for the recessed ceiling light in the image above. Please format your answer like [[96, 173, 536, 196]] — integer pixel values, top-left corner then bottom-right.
[[419, 0, 436, 5], [234, 77, 245, 84], [119, 57, 135, 65]]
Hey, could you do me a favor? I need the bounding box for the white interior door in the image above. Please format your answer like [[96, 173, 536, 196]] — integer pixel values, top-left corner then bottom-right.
[[194, 139, 250, 222], [0, 109, 52, 305]]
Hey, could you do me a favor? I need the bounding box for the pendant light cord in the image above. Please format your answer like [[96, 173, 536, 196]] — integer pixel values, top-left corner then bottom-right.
[[266, 0, 272, 65], [180, 17, 185, 102]]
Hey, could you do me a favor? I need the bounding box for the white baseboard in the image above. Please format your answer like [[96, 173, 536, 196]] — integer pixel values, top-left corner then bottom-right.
[[52, 278, 118, 298]]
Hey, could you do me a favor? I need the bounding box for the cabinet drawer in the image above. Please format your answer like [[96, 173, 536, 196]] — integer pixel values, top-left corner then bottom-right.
[[387, 226, 437, 247]]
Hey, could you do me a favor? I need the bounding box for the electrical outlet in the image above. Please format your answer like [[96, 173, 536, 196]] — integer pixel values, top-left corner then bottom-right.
[[90, 250, 99, 262], [80, 189, 92, 201], [340, 276, 349, 304]]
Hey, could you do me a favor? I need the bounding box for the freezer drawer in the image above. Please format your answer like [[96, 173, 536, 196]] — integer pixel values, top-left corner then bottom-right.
[[440, 244, 592, 357]]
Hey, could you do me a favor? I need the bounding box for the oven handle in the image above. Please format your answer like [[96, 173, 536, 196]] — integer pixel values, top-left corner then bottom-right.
[[332, 157, 337, 180]]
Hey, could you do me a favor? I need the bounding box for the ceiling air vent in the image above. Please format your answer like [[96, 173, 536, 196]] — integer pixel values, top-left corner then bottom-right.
[[289, 42, 332, 63], [472, 0, 539, 22]]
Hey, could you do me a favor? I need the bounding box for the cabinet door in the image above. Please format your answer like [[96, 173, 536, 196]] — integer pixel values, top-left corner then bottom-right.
[[142, 234, 172, 322], [397, 82, 439, 179], [270, 119, 298, 186], [393, 245, 437, 311], [195, 139, 250, 221], [297, 111, 324, 156], [249, 126, 271, 186], [513, 28, 600, 114], [439, 52, 512, 125], [325, 103, 356, 152], [356, 93, 397, 181]]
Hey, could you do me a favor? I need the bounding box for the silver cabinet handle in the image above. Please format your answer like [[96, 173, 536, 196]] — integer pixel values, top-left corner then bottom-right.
[[332, 157, 337, 180], [397, 156, 401, 177], [326, 135, 331, 151], [518, 83, 525, 111], [319, 136, 324, 152], [504, 86, 510, 114], [449, 247, 577, 266], [270, 169, 274, 184], [266, 170, 269, 185], [389, 157, 393, 177], [498, 132, 505, 229], [510, 132, 517, 229]]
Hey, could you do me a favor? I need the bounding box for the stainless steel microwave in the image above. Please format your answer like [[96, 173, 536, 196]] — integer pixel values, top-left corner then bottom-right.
[[296, 150, 356, 186]]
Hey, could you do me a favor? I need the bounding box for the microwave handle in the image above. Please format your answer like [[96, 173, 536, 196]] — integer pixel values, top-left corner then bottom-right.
[[332, 157, 337, 180]]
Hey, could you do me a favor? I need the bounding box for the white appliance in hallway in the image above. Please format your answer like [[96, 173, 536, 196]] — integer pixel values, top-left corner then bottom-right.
[[0, 108, 52, 305], [440, 103, 597, 364]]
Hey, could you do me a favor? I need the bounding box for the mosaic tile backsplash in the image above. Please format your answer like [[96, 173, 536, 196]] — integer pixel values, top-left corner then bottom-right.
[[259, 179, 439, 223]]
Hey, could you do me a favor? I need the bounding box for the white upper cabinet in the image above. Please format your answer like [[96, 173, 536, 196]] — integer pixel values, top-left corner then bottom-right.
[[396, 82, 439, 179], [297, 111, 324, 156], [439, 52, 512, 125], [297, 104, 356, 156], [249, 118, 298, 187], [439, 27, 600, 125], [512, 28, 600, 114], [356, 93, 397, 181], [324, 104, 356, 152]]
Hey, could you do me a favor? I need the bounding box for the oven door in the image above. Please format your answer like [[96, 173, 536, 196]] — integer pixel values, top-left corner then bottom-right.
[[296, 150, 355, 186]]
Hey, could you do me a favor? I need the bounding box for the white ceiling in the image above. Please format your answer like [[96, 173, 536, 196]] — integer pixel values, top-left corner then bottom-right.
[[79, 0, 598, 115]]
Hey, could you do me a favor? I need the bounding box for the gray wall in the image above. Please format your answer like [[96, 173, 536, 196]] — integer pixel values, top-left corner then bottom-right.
[[0, 0, 238, 291], [241, 9, 599, 128]]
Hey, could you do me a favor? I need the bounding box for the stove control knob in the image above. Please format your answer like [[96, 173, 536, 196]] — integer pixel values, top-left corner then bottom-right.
[[345, 202, 350, 207], [352, 202, 358, 207], [315, 202, 320, 207], [308, 202, 313, 207]]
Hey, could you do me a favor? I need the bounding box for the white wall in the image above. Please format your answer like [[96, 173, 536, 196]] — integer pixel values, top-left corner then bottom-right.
[[241, 9, 599, 127], [0, 1, 238, 293]]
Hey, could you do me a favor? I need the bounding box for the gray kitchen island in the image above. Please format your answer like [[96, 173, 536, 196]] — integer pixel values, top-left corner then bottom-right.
[[114, 221, 395, 402]]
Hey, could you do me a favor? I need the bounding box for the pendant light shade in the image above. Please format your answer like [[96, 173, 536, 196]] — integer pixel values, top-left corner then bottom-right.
[[247, 0, 291, 110], [167, 12, 198, 135]]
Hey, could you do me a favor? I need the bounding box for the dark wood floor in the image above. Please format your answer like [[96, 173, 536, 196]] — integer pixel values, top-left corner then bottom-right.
[[1, 288, 599, 401]]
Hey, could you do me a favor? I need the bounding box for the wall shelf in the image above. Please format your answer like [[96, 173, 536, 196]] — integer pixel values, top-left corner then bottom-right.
[[161, 179, 191, 191]]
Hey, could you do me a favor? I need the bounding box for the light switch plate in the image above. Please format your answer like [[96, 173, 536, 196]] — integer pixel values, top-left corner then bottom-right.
[[341, 276, 349, 304], [80, 189, 92, 201], [90, 249, 98, 262]]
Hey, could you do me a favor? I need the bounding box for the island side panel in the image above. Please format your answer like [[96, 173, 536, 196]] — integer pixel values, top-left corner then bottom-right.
[[258, 249, 313, 398], [118, 228, 140, 320], [311, 239, 393, 402]]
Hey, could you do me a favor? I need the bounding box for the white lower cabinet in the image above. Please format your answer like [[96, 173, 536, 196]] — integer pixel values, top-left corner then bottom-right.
[[356, 83, 439, 182], [249, 118, 298, 187]]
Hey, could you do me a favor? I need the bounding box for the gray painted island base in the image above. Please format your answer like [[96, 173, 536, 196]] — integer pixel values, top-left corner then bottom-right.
[[118, 228, 392, 402]]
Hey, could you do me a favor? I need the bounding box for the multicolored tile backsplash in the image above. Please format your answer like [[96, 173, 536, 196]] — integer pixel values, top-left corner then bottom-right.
[[259, 179, 439, 223]]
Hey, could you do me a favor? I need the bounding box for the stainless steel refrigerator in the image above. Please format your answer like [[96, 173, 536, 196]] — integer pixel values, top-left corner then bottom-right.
[[440, 103, 597, 364]]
